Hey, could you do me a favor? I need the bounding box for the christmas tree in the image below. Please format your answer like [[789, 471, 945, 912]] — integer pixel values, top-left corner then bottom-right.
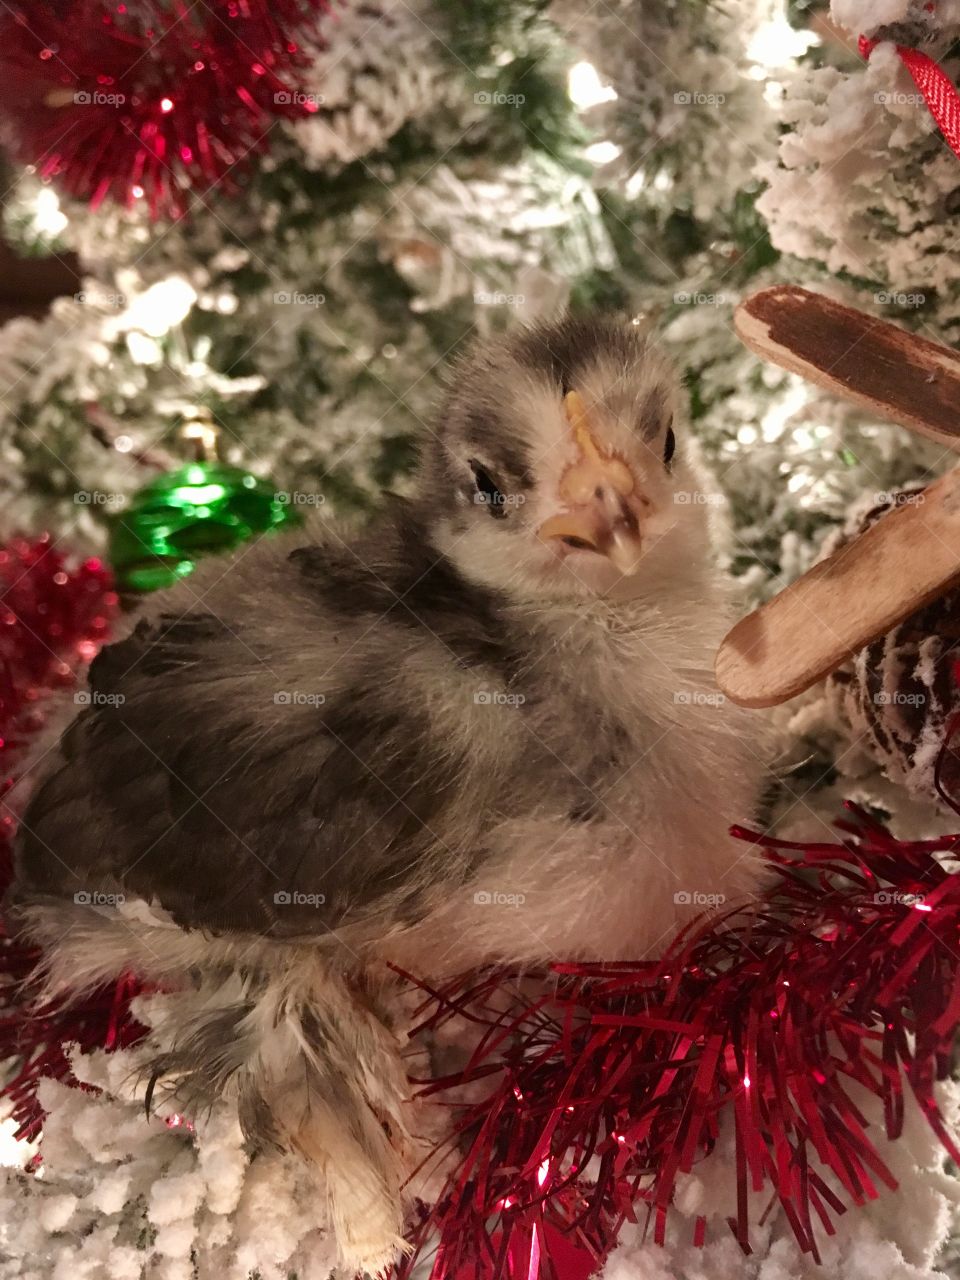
[[3, 1, 960, 1276]]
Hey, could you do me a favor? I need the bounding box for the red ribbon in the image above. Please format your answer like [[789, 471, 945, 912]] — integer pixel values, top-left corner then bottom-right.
[[860, 33, 960, 159]]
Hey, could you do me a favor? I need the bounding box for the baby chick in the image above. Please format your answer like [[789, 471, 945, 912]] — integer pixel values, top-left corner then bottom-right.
[[11, 314, 766, 1271]]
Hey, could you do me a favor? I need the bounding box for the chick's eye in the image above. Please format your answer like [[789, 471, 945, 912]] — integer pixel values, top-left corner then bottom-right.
[[663, 426, 676, 467], [469, 460, 507, 519]]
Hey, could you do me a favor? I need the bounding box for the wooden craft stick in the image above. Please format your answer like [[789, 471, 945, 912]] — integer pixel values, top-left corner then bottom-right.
[[735, 285, 960, 451], [717, 285, 960, 707], [716, 467, 960, 709]]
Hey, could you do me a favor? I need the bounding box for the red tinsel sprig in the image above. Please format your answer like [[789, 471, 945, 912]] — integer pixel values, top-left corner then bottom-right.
[[0, 971, 147, 1143], [0, 0, 332, 219], [0, 533, 115, 801], [396, 803, 960, 1278], [0, 535, 145, 1142]]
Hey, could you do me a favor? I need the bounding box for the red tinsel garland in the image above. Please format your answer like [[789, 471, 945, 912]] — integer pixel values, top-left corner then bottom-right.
[[0, 0, 332, 219], [0, 535, 145, 1142], [396, 792, 960, 1277], [0, 534, 115, 818]]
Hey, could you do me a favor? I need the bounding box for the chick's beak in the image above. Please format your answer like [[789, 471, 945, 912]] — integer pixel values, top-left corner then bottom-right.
[[538, 390, 647, 576]]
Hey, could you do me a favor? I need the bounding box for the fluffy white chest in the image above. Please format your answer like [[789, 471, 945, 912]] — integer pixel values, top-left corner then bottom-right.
[[387, 593, 767, 973]]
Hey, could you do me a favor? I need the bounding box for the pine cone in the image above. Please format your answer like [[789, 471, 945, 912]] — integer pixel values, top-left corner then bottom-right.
[[823, 486, 960, 804]]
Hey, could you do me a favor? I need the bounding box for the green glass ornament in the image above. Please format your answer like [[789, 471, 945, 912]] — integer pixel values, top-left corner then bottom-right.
[[109, 452, 302, 594]]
